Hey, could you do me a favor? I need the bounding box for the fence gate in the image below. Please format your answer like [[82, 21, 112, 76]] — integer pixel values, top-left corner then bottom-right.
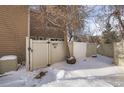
[[31, 39, 49, 70], [29, 38, 66, 70]]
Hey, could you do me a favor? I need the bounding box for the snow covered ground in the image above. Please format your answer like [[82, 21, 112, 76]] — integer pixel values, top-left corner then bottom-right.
[[0, 55, 124, 87]]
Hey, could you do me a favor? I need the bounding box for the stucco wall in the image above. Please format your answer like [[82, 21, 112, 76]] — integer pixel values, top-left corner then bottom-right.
[[0, 6, 28, 62], [114, 40, 124, 66]]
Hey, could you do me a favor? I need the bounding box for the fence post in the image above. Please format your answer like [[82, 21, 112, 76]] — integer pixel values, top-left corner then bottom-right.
[[26, 37, 29, 71]]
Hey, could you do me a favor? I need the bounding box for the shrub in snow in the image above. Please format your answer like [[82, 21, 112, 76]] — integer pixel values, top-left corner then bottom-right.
[[66, 56, 76, 64]]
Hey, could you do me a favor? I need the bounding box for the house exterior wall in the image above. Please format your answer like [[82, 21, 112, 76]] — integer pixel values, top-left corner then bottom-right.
[[30, 5, 79, 39], [0, 6, 28, 62], [30, 6, 66, 38]]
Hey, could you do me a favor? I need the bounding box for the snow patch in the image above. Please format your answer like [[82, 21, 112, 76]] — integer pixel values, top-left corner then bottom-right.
[[0, 55, 17, 61], [41, 79, 113, 87], [53, 69, 65, 80]]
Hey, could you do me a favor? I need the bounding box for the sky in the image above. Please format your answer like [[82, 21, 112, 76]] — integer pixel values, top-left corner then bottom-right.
[[83, 5, 107, 36], [82, 5, 118, 36]]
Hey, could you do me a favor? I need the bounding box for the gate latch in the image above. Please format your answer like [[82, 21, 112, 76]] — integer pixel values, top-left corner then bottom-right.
[[52, 43, 58, 48], [28, 47, 33, 52], [47, 41, 50, 44]]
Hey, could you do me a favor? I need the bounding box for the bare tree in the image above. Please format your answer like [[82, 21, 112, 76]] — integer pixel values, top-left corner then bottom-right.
[[113, 6, 124, 38], [94, 6, 124, 39], [30, 5, 87, 64]]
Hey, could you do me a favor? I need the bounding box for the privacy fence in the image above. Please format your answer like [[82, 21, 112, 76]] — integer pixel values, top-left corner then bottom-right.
[[26, 37, 97, 70]]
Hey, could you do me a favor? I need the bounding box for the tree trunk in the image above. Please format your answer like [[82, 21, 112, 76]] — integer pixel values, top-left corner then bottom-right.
[[63, 29, 76, 64], [114, 6, 124, 39], [63, 30, 70, 58]]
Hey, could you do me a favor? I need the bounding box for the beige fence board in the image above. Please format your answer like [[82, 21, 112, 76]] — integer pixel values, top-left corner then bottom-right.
[[73, 42, 87, 59], [97, 44, 114, 57], [86, 43, 97, 57]]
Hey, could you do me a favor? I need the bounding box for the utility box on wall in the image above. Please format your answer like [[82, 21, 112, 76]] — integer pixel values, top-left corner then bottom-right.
[[0, 55, 18, 74]]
